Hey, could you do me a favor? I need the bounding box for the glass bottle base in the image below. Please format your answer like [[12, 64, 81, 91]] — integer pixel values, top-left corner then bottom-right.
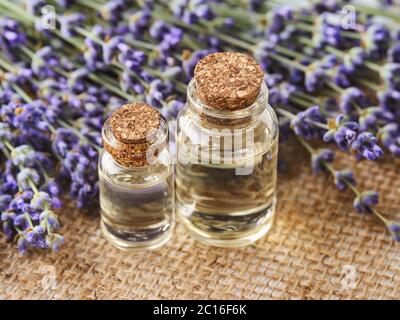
[[181, 219, 274, 247], [100, 218, 174, 251], [178, 203, 276, 248]]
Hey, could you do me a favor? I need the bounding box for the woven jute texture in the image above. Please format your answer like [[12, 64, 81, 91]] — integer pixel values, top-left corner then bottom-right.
[[0, 143, 399, 300]]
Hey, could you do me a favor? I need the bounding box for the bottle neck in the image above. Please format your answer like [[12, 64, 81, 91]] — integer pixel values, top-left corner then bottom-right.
[[186, 79, 269, 127], [102, 117, 169, 168]]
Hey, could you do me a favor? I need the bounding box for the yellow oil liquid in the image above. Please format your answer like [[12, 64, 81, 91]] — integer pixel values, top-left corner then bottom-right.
[[176, 139, 278, 247], [99, 164, 174, 250]]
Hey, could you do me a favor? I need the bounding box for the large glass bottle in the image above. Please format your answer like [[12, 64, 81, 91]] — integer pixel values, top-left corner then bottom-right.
[[175, 52, 279, 247]]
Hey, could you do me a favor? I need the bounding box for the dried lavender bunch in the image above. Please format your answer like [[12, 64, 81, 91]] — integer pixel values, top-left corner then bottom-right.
[[0, 111, 63, 254]]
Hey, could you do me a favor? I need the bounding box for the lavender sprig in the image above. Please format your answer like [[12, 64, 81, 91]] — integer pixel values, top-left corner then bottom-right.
[[0, 139, 63, 254], [297, 136, 399, 242]]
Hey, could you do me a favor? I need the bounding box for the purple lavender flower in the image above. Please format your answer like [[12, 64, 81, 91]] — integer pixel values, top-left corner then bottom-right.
[[380, 63, 400, 91], [290, 106, 326, 139], [25, 0, 45, 15], [30, 191, 51, 210], [0, 18, 26, 61], [84, 25, 108, 71], [59, 13, 85, 37], [362, 24, 391, 58], [351, 132, 383, 160], [117, 43, 147, 72], [334, 169, 356, 191], [2, 221, 14, 240], [161, 99, 184, 120], [3, 100, 53, 149], [128, 9, 151, 37], [17, 237, 28, 255], [358, 107, 393, 132], [197, 35, 221, 50], [10, 145, 36, 167], [171, 0, 216, 25], [277, 83, 297, 105], [17, 168, 40, 190], [342, 47, 365, 72], [31, 46, 61, 79], [388, 222, 400, 242], [149, 21, 183, 58], [312, 13, 341, 48], [323, 114, 359, 151], [254, 38, 278, 70], [40, 210, 60, 231], [339, 87, 368, 115], [41, 179, 61, 197], [67, 68, 88, 93], [0, 194, 13, 212], [266, 74, 297, 107], [378, 89, 400, 120], [0, 122, 13, 149], [0, 89, 15, 104], [100, 0, 125, 24], [379, 123, 400, 156], [100, 36, 121, 65], [312, 0, 340, 13], [329, 64, 351, 88], [249, 0, 262, 11], [57, 0, 72, 8], [56, 131, 99, 209], [388, 44, 400, 63], [120, 70, 145, 94], [3, 187, 63, 254], [265, 73, 284, 105], [353, 191, 379, 213], [304, 55, 337, 92], [145, 79, 174, 109], [305, 67, 326, 92], [289, 58, 311, 86], [311, 148, 335, 173], [3, 67, 33, 88], [52, 128, 79, 157], [266, 6, 293, 36]]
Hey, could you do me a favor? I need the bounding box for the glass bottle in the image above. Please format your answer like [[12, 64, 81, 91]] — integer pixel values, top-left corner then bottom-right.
[[175, 52, 279, 247], [99, 103, 174, 250]]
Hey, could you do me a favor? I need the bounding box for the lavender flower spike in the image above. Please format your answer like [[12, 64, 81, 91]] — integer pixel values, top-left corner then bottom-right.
[[290, 106, 326, 140], [323, 114, 359, 151], [353, 191, 379, 214], [351, 132, 383, 160], [311, 148, 335, 173], [334, 169, 356, 191], [388, 222, 400, 242], [379, 123, 400, 156]]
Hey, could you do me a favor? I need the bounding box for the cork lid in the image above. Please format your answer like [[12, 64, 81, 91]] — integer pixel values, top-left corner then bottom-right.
[[194, 52, 263, 111], [103, 103, 164, 167], [109, 103, 160, 144]]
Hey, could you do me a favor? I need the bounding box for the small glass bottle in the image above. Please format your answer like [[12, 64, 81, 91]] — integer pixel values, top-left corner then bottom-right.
[[176, 52, 279, 247], [99, 103, 174, 250]]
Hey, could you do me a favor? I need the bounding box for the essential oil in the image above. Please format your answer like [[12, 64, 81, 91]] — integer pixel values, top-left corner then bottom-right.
[[175, 52, 279, 247], [99, 103, 174, 250]]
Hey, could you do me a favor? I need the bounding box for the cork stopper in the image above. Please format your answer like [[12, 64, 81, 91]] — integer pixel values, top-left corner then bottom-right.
[[103, 103, 164, 167], [194, 52, 263, 111]]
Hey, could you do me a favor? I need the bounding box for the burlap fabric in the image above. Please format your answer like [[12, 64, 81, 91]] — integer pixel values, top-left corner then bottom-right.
[[0, 143, 399, 299]]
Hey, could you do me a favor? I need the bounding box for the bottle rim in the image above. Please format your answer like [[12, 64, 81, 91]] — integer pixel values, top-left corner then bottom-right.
[[187, 78, 269, 121]]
